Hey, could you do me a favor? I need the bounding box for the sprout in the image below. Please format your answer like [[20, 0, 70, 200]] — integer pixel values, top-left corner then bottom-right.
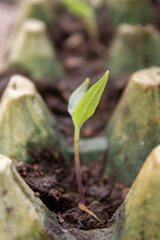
[[61, 0, 99, 40], [68, 71, 109, 205]]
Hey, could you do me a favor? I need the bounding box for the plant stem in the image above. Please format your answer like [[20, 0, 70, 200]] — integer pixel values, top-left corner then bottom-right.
[[85, 11, 99, 41], [74, 127, 86, 205]]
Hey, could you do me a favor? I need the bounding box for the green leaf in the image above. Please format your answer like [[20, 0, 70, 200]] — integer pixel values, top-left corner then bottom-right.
[[68, 78, 90, 116], [61, 0, 94, 19], [61, 0, 98, 39], [72, 71, 109, 129]]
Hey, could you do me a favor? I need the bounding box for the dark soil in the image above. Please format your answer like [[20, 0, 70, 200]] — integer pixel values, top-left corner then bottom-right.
[[16, 147, 129, 230], [3, 9, 129, 231], [1, 1, 159, 141], [1, 1, 159, 140], [0, 7, 129, 141], [0, 70, 128, 143], [0, 0, 159, 234]]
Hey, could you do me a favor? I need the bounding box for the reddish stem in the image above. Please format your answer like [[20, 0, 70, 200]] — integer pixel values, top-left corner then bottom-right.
[[74, 138, 86, 205]]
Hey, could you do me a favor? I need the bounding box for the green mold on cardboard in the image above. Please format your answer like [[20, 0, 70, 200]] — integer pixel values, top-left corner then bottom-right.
[[106, 0, 155, 26], [121, 145, 160, 239], [0, 75, 56, 162], [0, 154, 77, 240], [105, 67, 160, 186], [0, 155, 53, 240], [107, 24, 160, 77], [17, 0, 54, 25], [8, 19, 64, 80]]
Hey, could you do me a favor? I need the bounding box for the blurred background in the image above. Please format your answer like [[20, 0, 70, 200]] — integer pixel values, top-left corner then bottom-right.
[[0, 0, 160, 141]]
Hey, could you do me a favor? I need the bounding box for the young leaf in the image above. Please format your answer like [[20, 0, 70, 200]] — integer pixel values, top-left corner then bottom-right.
[[72, 71, 109, 129], [61, 0, 94, 19], [68, 78, 90, 116], [61, 0, 98, 40]]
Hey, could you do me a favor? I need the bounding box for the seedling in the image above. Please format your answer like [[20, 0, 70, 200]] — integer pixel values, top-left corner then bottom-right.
[[61, 0, 99, 40], [68, 71, 109, 205]]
